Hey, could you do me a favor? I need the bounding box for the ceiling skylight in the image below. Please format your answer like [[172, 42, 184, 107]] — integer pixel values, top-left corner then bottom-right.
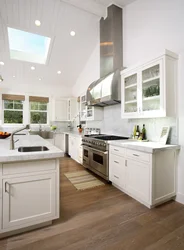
[[8, 27, 51, 64]]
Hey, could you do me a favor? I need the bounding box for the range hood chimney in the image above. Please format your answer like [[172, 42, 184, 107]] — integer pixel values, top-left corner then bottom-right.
[[87, 5, 123, 107]]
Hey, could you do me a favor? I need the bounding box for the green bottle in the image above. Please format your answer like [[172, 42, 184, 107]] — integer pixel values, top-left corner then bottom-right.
[[142, 124, 146, 140]]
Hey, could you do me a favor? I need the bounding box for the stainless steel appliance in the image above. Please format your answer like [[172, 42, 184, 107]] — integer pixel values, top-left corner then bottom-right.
[[82, 134, 129, 180]]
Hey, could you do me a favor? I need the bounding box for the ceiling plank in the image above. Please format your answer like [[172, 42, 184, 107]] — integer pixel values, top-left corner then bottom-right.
[[61, 0, 107, 18]]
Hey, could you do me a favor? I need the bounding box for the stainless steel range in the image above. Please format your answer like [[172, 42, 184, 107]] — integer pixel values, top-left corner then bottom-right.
[[82, 134, 129, 181]]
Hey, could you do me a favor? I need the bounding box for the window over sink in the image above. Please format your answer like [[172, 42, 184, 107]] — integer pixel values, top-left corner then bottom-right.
[[29, 96, 49, 124], [2, 94, 25, 124]]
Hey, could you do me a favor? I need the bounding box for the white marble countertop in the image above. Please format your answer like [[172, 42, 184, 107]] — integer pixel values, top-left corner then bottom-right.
[[0, 135, 64, 163], [109, 140, 180, 153]]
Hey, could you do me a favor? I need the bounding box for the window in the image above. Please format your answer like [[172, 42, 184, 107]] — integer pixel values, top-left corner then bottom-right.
[[2, 94, 25, 124], [3, 100, 23, 124], [7, 27, 51, 64], [30, 101, 48, 124]]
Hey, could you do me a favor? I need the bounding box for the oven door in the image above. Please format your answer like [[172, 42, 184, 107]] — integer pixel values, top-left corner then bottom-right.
[[90, 148, 108, 177], [82, 145, 90, 167]]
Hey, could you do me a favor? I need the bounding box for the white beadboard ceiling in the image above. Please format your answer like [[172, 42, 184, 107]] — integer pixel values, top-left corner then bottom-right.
[[0, 0, 136, 90]]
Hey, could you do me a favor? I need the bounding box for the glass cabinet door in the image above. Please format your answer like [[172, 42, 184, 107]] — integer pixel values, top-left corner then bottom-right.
[[123, 73, 138, 114], [141, 62, 161, 113]]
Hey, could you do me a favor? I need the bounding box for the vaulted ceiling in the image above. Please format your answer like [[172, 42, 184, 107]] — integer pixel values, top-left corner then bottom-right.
[[0, 0, 136, 90]]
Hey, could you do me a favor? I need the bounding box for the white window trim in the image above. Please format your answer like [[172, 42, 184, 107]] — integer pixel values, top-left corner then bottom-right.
[[3, 100, 24, 126], [29, 102, 49, 125]]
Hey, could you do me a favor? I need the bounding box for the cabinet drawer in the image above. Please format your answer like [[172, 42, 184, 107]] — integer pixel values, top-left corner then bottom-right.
[[2, 160, 56, 176], [126, 149, 150, 163], [109, 154, 125, 187], [110, 145, 125, 157]]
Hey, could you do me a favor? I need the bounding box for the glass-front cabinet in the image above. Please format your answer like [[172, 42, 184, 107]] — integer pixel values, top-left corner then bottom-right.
[[121, 50, 178, 119], [122, 70, 139, 117]]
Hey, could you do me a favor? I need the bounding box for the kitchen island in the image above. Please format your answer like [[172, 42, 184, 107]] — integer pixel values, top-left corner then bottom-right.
[[0, 135, 64, 238]]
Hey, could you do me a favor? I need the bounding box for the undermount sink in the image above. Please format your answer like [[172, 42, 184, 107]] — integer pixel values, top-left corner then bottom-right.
[[18, 146, 49, 152], [29, 131, 54, 139]]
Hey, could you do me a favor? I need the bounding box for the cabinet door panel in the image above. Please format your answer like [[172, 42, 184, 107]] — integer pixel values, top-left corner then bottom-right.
[[3, 173, 56, 229], [126, 159, 150, 203], [54, 134, 65, 151], [55, 100, 67, 121]]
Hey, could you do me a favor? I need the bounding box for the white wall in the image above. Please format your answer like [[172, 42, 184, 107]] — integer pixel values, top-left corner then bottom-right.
[[72, 0, 184, 203]]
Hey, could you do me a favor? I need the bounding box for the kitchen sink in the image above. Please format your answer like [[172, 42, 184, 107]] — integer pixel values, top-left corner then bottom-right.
[[18, 146, 49, 152], [29, 131, 54, 139]]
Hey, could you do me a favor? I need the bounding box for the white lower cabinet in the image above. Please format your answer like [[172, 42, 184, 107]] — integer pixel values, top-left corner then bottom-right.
[[54, 133, 65, 151], [109, 145, 176, 208], [3, 173, 56, 229], [69, 135, 82, 163], [126, 159, 150, 204], [0, 159, 59, 235]]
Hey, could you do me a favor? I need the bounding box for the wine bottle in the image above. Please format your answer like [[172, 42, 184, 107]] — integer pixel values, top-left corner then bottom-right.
[[133, 125, 136, 139], [142, 124, 146, 140], [136, 125, 140, 139]]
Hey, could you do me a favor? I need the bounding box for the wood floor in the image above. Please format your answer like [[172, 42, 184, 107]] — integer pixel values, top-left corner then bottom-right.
[[1, 157, 184, 250]]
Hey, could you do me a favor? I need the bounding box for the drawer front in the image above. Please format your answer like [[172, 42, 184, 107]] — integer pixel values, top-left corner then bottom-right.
[[2, 160, 56, 176], [126, 149, 150, 163], [109, 154, 125, 187], [110, 145, 125, 157]]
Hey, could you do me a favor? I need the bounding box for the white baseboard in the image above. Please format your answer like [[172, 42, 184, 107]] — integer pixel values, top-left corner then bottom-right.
[[176, 193, 184, 204]]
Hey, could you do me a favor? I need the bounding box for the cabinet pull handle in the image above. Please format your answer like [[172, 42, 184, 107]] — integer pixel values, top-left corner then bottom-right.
[[125, 160, 127, 166], [5, 182, 9, 193], [114, 161, 119, 164], [114, 175, 119, 179], [133, 154, 139, 157], [114, 149, 119, 152]]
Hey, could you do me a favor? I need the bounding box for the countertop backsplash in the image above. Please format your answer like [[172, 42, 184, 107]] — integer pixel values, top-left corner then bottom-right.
[[86, 104, 178, 145]]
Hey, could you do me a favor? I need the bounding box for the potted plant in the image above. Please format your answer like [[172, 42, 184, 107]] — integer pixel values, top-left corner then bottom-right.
[[77, 124, 83, 133]]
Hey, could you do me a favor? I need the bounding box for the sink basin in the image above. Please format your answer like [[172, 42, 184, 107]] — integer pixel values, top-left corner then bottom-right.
[[18, 146, 49, 152], [29, 131, 54, 139]]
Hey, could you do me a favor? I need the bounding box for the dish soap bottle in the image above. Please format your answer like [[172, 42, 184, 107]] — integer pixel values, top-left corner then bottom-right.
[[142, 124, 146, 140]]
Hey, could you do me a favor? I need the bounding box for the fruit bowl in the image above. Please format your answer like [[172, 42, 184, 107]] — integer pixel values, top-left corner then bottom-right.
[[0, 133, 11, 139]]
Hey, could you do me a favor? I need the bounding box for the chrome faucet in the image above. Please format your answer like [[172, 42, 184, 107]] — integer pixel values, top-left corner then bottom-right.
[[10, 124, 30, 150]]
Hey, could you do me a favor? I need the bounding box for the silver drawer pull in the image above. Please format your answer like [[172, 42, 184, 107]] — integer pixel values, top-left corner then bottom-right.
[[114, 161, 119, 164], [114, 175, 119, 179], [5, 182, 10, 193], [133, 154, 139, 157], [114, 149, 119, 152]]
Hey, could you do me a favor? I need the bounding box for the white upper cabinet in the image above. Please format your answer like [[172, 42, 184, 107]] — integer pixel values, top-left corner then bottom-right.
[[121, 50, 178, 119], [53, 98, 78, 121], [80, 93, 103, 121]]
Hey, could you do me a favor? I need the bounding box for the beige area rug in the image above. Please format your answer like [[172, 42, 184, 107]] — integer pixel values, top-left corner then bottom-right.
[[64, 170, 105, 190]]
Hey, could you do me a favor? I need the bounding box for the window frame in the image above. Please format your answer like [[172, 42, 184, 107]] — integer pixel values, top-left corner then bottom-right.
[[29, 101, 49, 125], [3, 99, 24, 125]]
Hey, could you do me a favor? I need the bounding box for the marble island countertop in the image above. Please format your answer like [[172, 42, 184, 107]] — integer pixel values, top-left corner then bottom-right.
[[109, 140, 180, 153], [0, 135, 64, 163]]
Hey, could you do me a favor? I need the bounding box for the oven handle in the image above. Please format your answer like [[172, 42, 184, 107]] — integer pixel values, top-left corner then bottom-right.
[[82, 144, 108, 155]]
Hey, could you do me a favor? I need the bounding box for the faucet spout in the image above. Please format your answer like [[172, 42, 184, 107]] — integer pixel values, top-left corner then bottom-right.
[[10, 124, 30, 150]]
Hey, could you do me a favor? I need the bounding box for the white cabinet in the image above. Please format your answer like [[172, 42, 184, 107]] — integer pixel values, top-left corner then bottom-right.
[[54, 99, 68, 121], [121, 50, 178, 119], [80, 93, 103, 121], [3, 173, 56, 229], [69, 135, 82, 163], [0, 159, 59, 235], [53, 98, 78, 121], [109, 145, 177, 208], [126, 159, 150, 203], [54, 133, 65, 151]]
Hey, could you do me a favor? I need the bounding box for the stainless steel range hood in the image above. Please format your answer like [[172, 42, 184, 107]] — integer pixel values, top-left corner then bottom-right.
[[86, 5, 123, 107], [86, 69, 121, 107]]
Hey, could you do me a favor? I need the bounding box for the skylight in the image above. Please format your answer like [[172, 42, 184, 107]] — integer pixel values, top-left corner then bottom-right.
[[8, 27, 51, 64]]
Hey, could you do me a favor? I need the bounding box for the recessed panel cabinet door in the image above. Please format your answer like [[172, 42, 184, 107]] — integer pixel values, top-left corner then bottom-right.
[[55, 99, 68, 121], [3, 173, 56, 229], [126, 159, 150, 203]]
